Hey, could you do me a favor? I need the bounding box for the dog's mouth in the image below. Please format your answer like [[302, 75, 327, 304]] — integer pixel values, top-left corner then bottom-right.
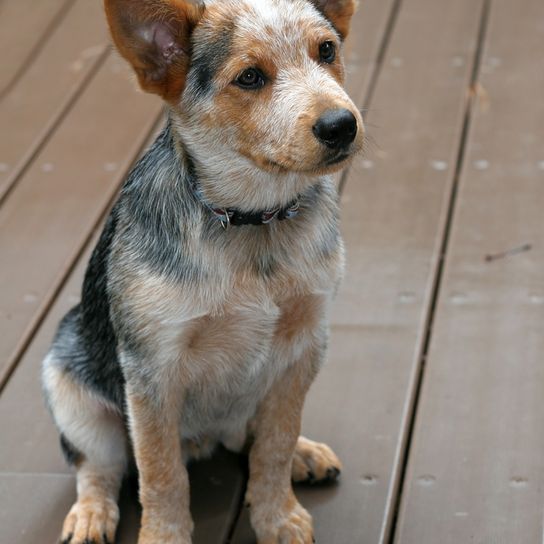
[[324, 151, 351, 166], [262, 153, 352, 174], [241, 145, 358, 176]]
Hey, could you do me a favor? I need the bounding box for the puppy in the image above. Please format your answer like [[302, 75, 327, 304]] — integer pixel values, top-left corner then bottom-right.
[[42, 0, 364, 542]]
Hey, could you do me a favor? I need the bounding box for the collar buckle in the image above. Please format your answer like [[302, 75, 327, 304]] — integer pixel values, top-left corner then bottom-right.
[[207, 196, 299, 228]]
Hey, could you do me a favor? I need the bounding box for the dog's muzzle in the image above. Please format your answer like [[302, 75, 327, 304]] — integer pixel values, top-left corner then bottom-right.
[[312, 108, 357, 150]]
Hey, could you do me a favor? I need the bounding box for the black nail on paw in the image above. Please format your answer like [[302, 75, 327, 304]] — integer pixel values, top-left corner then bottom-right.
[[61, 535, 73, 544], [326, 467, 341, 480], [307, 470, 316, 483]]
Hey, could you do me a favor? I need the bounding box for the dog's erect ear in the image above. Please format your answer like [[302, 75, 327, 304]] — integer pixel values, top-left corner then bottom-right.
[[311, 0, 357, 39], [104, 0, 203, 102]]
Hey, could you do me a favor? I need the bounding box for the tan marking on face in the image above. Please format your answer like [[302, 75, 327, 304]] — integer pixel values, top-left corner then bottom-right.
[[192, 0, 363, 174]]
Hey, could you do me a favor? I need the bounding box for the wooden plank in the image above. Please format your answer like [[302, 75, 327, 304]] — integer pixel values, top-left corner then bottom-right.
[[0, 453, 243, 544], [0, 114, 164, 473], [393, 1, 544, 542], [0, 0, 110, 201], [0, 0, 74, 98], [0, 52, 163, 387], [0, 106, 164, 467], [330, 0, 398, 189], [342, 0, 398, 103], [0, 473, 76, 544], [231, 0, 484, 541], [0, 234, 97, 475]]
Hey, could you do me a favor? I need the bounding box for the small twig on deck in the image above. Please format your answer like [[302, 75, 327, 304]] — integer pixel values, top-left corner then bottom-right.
[[484, 243, 532, 262]]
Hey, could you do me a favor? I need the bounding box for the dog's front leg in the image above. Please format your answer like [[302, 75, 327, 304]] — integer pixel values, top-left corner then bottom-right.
[[246, 347, 320, 544], [125, 376, 192, 544]]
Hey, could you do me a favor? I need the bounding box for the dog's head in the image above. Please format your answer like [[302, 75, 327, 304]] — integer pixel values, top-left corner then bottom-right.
[[106, 0, 363, 204]]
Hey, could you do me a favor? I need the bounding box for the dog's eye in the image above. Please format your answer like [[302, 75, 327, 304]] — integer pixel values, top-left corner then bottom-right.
[[319, 41, 336, 63], [235, 68, 265, 89]]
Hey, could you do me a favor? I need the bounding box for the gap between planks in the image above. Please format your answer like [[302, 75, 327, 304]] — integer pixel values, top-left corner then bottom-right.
[[338, 0, 404, 195], [384, 1, 493, 542], [0, 0, 78, 102], [0, 109, 166, 394], [0, 47, 111, 205]]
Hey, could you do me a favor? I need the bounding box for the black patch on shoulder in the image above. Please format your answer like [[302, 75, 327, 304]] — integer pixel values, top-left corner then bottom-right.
[[190, 20, 235, 96], [50, 121, 204, 415], [120, 126, 204, 282], [60, 433, 84, 466], [53, 212, 126, 409], [79, 211, 126, 406]]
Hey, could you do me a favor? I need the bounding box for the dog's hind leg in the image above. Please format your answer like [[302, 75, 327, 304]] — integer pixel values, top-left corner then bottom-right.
[[291, 436, 342, 484], [43, 355, 127, 544]]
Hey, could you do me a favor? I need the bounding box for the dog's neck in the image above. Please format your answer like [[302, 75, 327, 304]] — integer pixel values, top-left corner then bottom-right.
[[183, 151, 301, 226], [169, 114, 323, 215]]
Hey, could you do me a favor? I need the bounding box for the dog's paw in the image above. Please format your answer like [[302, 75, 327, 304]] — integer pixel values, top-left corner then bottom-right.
[[254, 501, 314, 544], [61, 497, 119, 544], [292, 436, 342, 484]]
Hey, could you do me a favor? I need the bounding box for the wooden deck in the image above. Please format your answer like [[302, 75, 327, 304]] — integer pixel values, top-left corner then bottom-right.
[[1, 0, 543, 542]]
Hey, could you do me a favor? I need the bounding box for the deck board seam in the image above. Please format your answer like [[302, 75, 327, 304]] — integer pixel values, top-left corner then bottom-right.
[[0, 471, 74, 478], [338, 0, 404, 195], [0, 0, 78, 102], [0, 46, 111, 205], [0, 109, 166, 394], [224, 463, 249, 544], [385, 2, 493, 542]]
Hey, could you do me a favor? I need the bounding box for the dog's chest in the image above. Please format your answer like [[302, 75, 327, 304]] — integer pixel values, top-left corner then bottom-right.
[[178, 297, 280, 442], [147, 249, 334, 442], [117, 214, 342, 445]]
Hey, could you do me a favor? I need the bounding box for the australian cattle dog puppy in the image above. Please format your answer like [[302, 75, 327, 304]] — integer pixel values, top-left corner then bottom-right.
[[42, 0, 364, 542]]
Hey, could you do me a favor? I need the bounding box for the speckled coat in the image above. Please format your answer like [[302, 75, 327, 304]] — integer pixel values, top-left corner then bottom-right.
[[42, 0, 364, 542]]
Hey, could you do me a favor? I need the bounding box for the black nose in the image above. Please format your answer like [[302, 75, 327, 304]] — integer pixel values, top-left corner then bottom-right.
[[312, 109, 357, 150]]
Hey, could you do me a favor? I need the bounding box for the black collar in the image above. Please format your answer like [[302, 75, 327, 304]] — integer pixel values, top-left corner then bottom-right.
[[186, 155, 300, 227], [206, 200, 300, 227]]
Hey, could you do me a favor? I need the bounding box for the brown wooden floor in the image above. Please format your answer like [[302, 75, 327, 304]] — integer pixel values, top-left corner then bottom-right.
[[1, 1, 543, 542]]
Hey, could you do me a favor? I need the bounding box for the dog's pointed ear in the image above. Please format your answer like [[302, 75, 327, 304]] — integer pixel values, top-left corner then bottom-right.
[[311, 0, 357, 39], [104, 0, 203, 102]]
